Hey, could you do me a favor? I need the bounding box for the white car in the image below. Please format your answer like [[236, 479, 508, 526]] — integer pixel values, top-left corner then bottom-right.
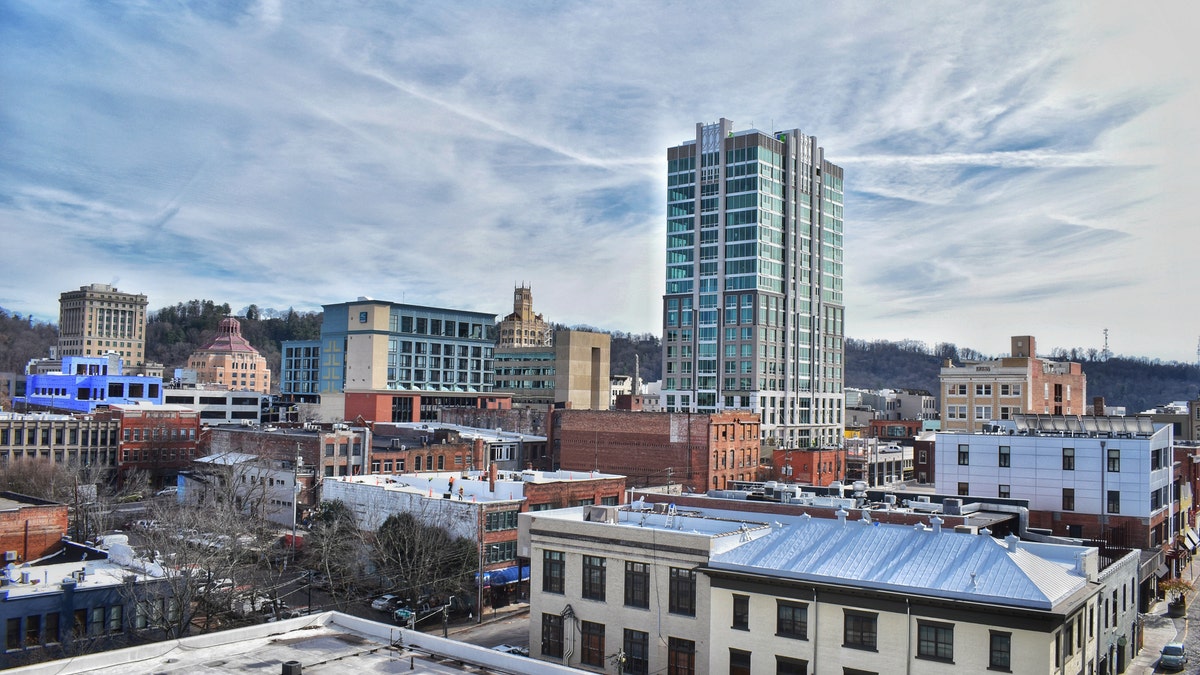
[[371, 594, 402, 611], [491, 644, 529, 657]]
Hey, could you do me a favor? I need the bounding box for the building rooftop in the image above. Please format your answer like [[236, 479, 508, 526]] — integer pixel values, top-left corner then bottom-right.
[[5, 611, 574, 675], [1, 551, 163, 602], [376, 422, 546, 444], [331, 468, 621, 504], [709, 513, 1093, 611]]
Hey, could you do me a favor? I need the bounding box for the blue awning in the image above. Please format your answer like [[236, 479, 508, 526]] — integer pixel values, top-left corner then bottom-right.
[[477, 565, 529, 587]]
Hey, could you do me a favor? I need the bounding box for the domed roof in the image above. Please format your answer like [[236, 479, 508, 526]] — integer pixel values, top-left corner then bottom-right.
[[199, 317, 260, 353]]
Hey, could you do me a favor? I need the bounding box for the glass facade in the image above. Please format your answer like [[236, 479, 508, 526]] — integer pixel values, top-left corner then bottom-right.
[[662, 118, 845, 448]]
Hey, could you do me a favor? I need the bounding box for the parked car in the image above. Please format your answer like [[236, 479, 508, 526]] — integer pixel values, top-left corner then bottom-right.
[[371, 594, 402, 611], [156, 487, 179, 497], [491, 644, 529, 657], [1159, 642, 1188, 671]]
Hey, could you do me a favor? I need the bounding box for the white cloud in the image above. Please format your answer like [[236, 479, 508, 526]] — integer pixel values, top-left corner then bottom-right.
[[1, 0, 1196, 361]]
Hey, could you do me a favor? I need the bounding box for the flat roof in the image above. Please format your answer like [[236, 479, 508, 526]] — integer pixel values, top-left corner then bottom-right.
[[4, 611, 575, 675]]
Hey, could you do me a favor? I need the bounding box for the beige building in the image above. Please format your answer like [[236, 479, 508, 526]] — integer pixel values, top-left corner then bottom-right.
[[523, 504, 1105, 675], [940, 335, 1086, 433], [57, 283, 148, 369], [497, 285, 551, 348], [186, 318, 272, 394], [494, 329, 610, 410]]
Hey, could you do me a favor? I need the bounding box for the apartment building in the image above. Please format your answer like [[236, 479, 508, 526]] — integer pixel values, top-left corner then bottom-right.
[[493, 329, 611, 409], [0, 412, 120, 470], [660, 118, 845, 450], [936, 414, 1173, 549], [940, 335, 1086, 433]]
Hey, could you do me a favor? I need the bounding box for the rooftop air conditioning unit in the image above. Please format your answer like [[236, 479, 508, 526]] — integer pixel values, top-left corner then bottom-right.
[[3, 551, 16, 562]]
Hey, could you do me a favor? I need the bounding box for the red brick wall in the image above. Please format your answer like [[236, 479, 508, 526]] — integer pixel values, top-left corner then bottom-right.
[[0, 501, 69, 562], [523, 476, 627, 509], [552, 410, 760, 493]]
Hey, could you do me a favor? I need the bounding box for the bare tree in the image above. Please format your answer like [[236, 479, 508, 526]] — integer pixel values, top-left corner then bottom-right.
[[372, 511, 476, 611], [301, 500, 371, 609]]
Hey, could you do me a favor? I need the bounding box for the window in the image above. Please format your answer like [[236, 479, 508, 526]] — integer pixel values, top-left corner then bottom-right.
[[668, 637, 696, 675], [1062, 488, 1075, 511], [776, 600, 807, 639], [542, 550, 564, 594], [988, 630, 1012, 670], [958, 482, 969, 496], [624, 629, 649, 675], [582, 555, 606, 601], [1107, 447, 1120, 472], [1108, 490, 1120, 514], [581, 621, 605, 667], [998, 445, 1010, 467], [975, 384, 992, 396], [732, 594, 749, 630], [1062, 448, 1075, 471], [917, 620, 954, 662], [669, 567, 697, 616], [485, 510, 520, 531], [730, 648, 751, 675], [625, 561, 650, 608], [776, 656, 809, 675], [958, 444, 969, 465], [541, 613, 563, 658], [999, 484, 1010, 499], [843, 610, 877, 650], [974, 406, 992, 420]]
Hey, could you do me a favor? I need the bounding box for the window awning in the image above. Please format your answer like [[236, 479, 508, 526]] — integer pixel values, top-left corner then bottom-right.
[[1186, 529, 1199, 550], [476, 565, 529, 587], [1156, 564, 1170, 578]]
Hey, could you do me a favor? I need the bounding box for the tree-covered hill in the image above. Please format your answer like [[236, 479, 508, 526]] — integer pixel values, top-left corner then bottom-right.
[[845, 338, 1200, 414]]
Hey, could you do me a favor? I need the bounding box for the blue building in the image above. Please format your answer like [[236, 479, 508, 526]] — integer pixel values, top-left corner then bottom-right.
[[279, 339, 320, 405], [0, 541, 172, 668], [17, 355, 163, 414]]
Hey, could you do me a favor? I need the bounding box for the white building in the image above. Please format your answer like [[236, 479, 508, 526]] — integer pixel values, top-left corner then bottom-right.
[[162, 386, 265, 425], [936, 415, 1173, 548], [522, 503, 1105, 675], [186, 451, 306, 527]]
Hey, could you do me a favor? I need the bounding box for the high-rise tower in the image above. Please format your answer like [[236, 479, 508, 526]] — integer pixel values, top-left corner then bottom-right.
[[660, 118, 845, 449]]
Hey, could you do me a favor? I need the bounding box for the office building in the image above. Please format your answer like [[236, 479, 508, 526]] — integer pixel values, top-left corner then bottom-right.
[[660, 118, 845, 449], [16, 355, 163, 414], [493, 330, 611, 409], [56, 284, 148, 370], [940, 335, 1086, 433]]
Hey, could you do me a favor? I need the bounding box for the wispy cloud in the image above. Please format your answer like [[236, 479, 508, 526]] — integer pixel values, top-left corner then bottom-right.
[[1, 0, 1196, 360]]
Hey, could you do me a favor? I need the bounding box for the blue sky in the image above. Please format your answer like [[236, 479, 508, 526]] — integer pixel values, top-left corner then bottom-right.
[[2, 1, 1196, 362]]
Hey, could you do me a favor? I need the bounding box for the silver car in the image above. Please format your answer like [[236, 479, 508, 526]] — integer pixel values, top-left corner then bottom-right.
[[1159, 642, 1188, 671]]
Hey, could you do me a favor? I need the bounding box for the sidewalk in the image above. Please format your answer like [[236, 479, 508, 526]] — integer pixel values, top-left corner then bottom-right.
[[447, 601, 530, 637], [1127, 557, 1195, 674]]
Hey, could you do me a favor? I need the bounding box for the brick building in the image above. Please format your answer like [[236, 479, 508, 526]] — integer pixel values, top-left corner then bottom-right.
[[0, 493, 69, 564], [770, 446, 846, 485], [940, 335, 1086, 433], [109, 404, 202, 489], [550, 409, 761, 492], [367, 422, 548, 475]]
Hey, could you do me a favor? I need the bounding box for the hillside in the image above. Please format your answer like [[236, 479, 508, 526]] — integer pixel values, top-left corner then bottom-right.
[[845, 338, 1200, 414]]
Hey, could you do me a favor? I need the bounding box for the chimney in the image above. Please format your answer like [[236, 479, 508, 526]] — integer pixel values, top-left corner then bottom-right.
[[473, 438, 485, 470], [1093, 397, 1106, 415], [489, 462, 497, 493]]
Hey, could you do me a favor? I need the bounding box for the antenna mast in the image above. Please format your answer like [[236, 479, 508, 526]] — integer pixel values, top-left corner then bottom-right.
[[1101, 329, 1112, 361]]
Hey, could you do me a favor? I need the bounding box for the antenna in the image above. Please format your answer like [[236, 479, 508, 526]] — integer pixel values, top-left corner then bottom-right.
[[1100, 329, 1112, 361]]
